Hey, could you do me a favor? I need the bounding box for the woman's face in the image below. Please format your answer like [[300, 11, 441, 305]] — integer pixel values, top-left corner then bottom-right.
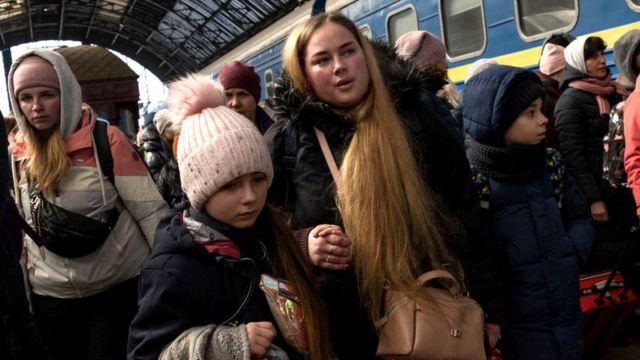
[[303, 22, 370, 110], [504, 98, 548, 145], [18, 86, 61, 136], [204, 172, 269, 228], [585, 51, 607, 79]]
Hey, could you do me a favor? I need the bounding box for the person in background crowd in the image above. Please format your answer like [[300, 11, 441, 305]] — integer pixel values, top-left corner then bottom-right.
[[617, 30, 640, 295], [266, 12, 502, 357], [128, 75, 330, 360], [219, 61, 273, 134], [536, 33, 574, 148], [395, 30, 464, 142], [147, 108, 184, 208], [7, 49, 168, 360], [555, 36, 632, 272], [463, 65, 592, 360], [466, 58, 498, 83], [543, 32, 576, 50], [138, 110, 173, 181], [620, 30, 640, 214], [153, 108, 178, 148], [1, 110, 50, 360]]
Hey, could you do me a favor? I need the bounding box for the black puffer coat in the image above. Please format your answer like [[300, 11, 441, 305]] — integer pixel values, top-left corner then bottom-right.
[[555, 65, 621, 204], [139, 125, 172, 180], [265, 41, 503, 358]]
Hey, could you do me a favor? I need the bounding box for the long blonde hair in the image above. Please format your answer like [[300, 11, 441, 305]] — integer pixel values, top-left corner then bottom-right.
[[23, 124, 69, 194], [283, 13, 458, 320]]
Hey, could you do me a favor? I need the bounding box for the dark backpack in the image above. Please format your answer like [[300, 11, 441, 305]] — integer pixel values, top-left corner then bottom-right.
[[603, 102, 627, 187], [472, 148, 566, 209]]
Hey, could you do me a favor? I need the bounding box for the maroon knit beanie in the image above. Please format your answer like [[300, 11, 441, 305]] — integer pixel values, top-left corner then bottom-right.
[[219, 61, 261, 101]]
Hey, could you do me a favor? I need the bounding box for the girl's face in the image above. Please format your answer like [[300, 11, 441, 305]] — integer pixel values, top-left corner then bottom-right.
[[585, 51, 607, 79], [18, 86, 61, 137], [303, 22, 370, 110], [504, 98, 548, 145], [204, 172, 269, 228]]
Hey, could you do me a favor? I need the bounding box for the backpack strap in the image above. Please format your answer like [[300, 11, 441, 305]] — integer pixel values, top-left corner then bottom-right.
[[92, 120, 115, 186], [92, 120, 124, 218]]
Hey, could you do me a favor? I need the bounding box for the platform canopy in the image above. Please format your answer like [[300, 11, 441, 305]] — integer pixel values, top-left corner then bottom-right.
[[0, 0, 301, 81]]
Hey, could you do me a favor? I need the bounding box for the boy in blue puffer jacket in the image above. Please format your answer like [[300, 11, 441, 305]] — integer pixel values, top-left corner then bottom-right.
[[463, 65, 593, 359]]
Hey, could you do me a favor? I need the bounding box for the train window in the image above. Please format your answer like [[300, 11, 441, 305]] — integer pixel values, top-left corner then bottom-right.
[[439, 0, 486, 60], [386, 6, 418, 45], [627, 0, 640, 11], [360, 24, 373, 40], [264, 69, 275, 99], [515, 0, 578, 41]]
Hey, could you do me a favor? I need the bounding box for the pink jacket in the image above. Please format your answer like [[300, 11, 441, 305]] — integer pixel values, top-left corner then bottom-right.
[[10, 105, 168, 298], [623, 76, 640, 215]]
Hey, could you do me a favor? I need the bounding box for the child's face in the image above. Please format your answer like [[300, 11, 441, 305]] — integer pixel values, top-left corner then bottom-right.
[[504, 98, 548, 145], [203, 172, 269, 228]]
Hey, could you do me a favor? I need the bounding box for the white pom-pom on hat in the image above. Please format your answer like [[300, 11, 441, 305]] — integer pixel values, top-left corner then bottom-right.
[[168, 74, 226, 120], [171, 73, 273, 209]]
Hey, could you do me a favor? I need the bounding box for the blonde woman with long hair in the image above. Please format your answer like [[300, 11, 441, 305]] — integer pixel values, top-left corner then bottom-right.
[[265, 12, 499, 357], [8, 49, 168, 359]]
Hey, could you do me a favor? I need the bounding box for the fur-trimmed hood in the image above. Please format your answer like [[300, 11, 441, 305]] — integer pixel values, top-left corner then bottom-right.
[[268, 39, 443, 127]]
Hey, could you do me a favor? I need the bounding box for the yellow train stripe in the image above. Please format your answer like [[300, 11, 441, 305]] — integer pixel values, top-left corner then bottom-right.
[[448, 21, 640, 83]]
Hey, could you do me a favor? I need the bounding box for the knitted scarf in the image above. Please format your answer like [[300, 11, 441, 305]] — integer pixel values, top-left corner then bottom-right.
[[467, 137, 546, 182], [568, 75, 617, 116]]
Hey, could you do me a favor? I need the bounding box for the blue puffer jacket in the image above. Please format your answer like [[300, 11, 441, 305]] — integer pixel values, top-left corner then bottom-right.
[[463, 66, 594, 360]]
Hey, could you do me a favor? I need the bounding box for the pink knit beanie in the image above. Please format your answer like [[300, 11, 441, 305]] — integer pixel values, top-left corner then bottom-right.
[[168, 74, 273, 209], [219, 61, 261, 101], [12, 56, 60, 96], [395, 31, 447, 71], [539, 43, 566, 76]]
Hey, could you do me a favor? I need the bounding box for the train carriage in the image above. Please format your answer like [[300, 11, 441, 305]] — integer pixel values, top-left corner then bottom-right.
[[201, 0, 640, 98]]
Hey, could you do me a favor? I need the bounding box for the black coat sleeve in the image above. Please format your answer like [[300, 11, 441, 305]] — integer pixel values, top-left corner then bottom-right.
[[127, 269, 196, 360], [555, 93, 602, 204], [264, 120, 289, 211]]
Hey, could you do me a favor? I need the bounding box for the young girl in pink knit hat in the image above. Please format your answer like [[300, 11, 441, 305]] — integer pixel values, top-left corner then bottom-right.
[[128, 75, 330, 360]]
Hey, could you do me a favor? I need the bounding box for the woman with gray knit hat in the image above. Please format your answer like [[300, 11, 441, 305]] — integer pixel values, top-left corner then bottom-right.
[[127, 74, 330, 360], [7, 49, 168, 359], [463, 64, 593, 359]]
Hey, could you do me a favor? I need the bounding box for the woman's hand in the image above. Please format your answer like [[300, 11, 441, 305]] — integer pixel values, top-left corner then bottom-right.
[[246, 322, 276, 359], [308, 224, 351, 270], [590, 201, 609, 222]]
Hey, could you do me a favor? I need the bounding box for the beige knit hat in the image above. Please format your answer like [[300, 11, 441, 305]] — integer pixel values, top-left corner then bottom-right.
[[169, 74, 273, 209]]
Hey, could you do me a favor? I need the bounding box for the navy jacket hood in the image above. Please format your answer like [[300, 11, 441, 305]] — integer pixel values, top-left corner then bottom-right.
[[463, 65, 542, 146]]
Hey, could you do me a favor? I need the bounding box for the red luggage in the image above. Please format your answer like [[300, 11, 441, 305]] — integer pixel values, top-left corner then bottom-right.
[[580, 269, 638, 355]]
